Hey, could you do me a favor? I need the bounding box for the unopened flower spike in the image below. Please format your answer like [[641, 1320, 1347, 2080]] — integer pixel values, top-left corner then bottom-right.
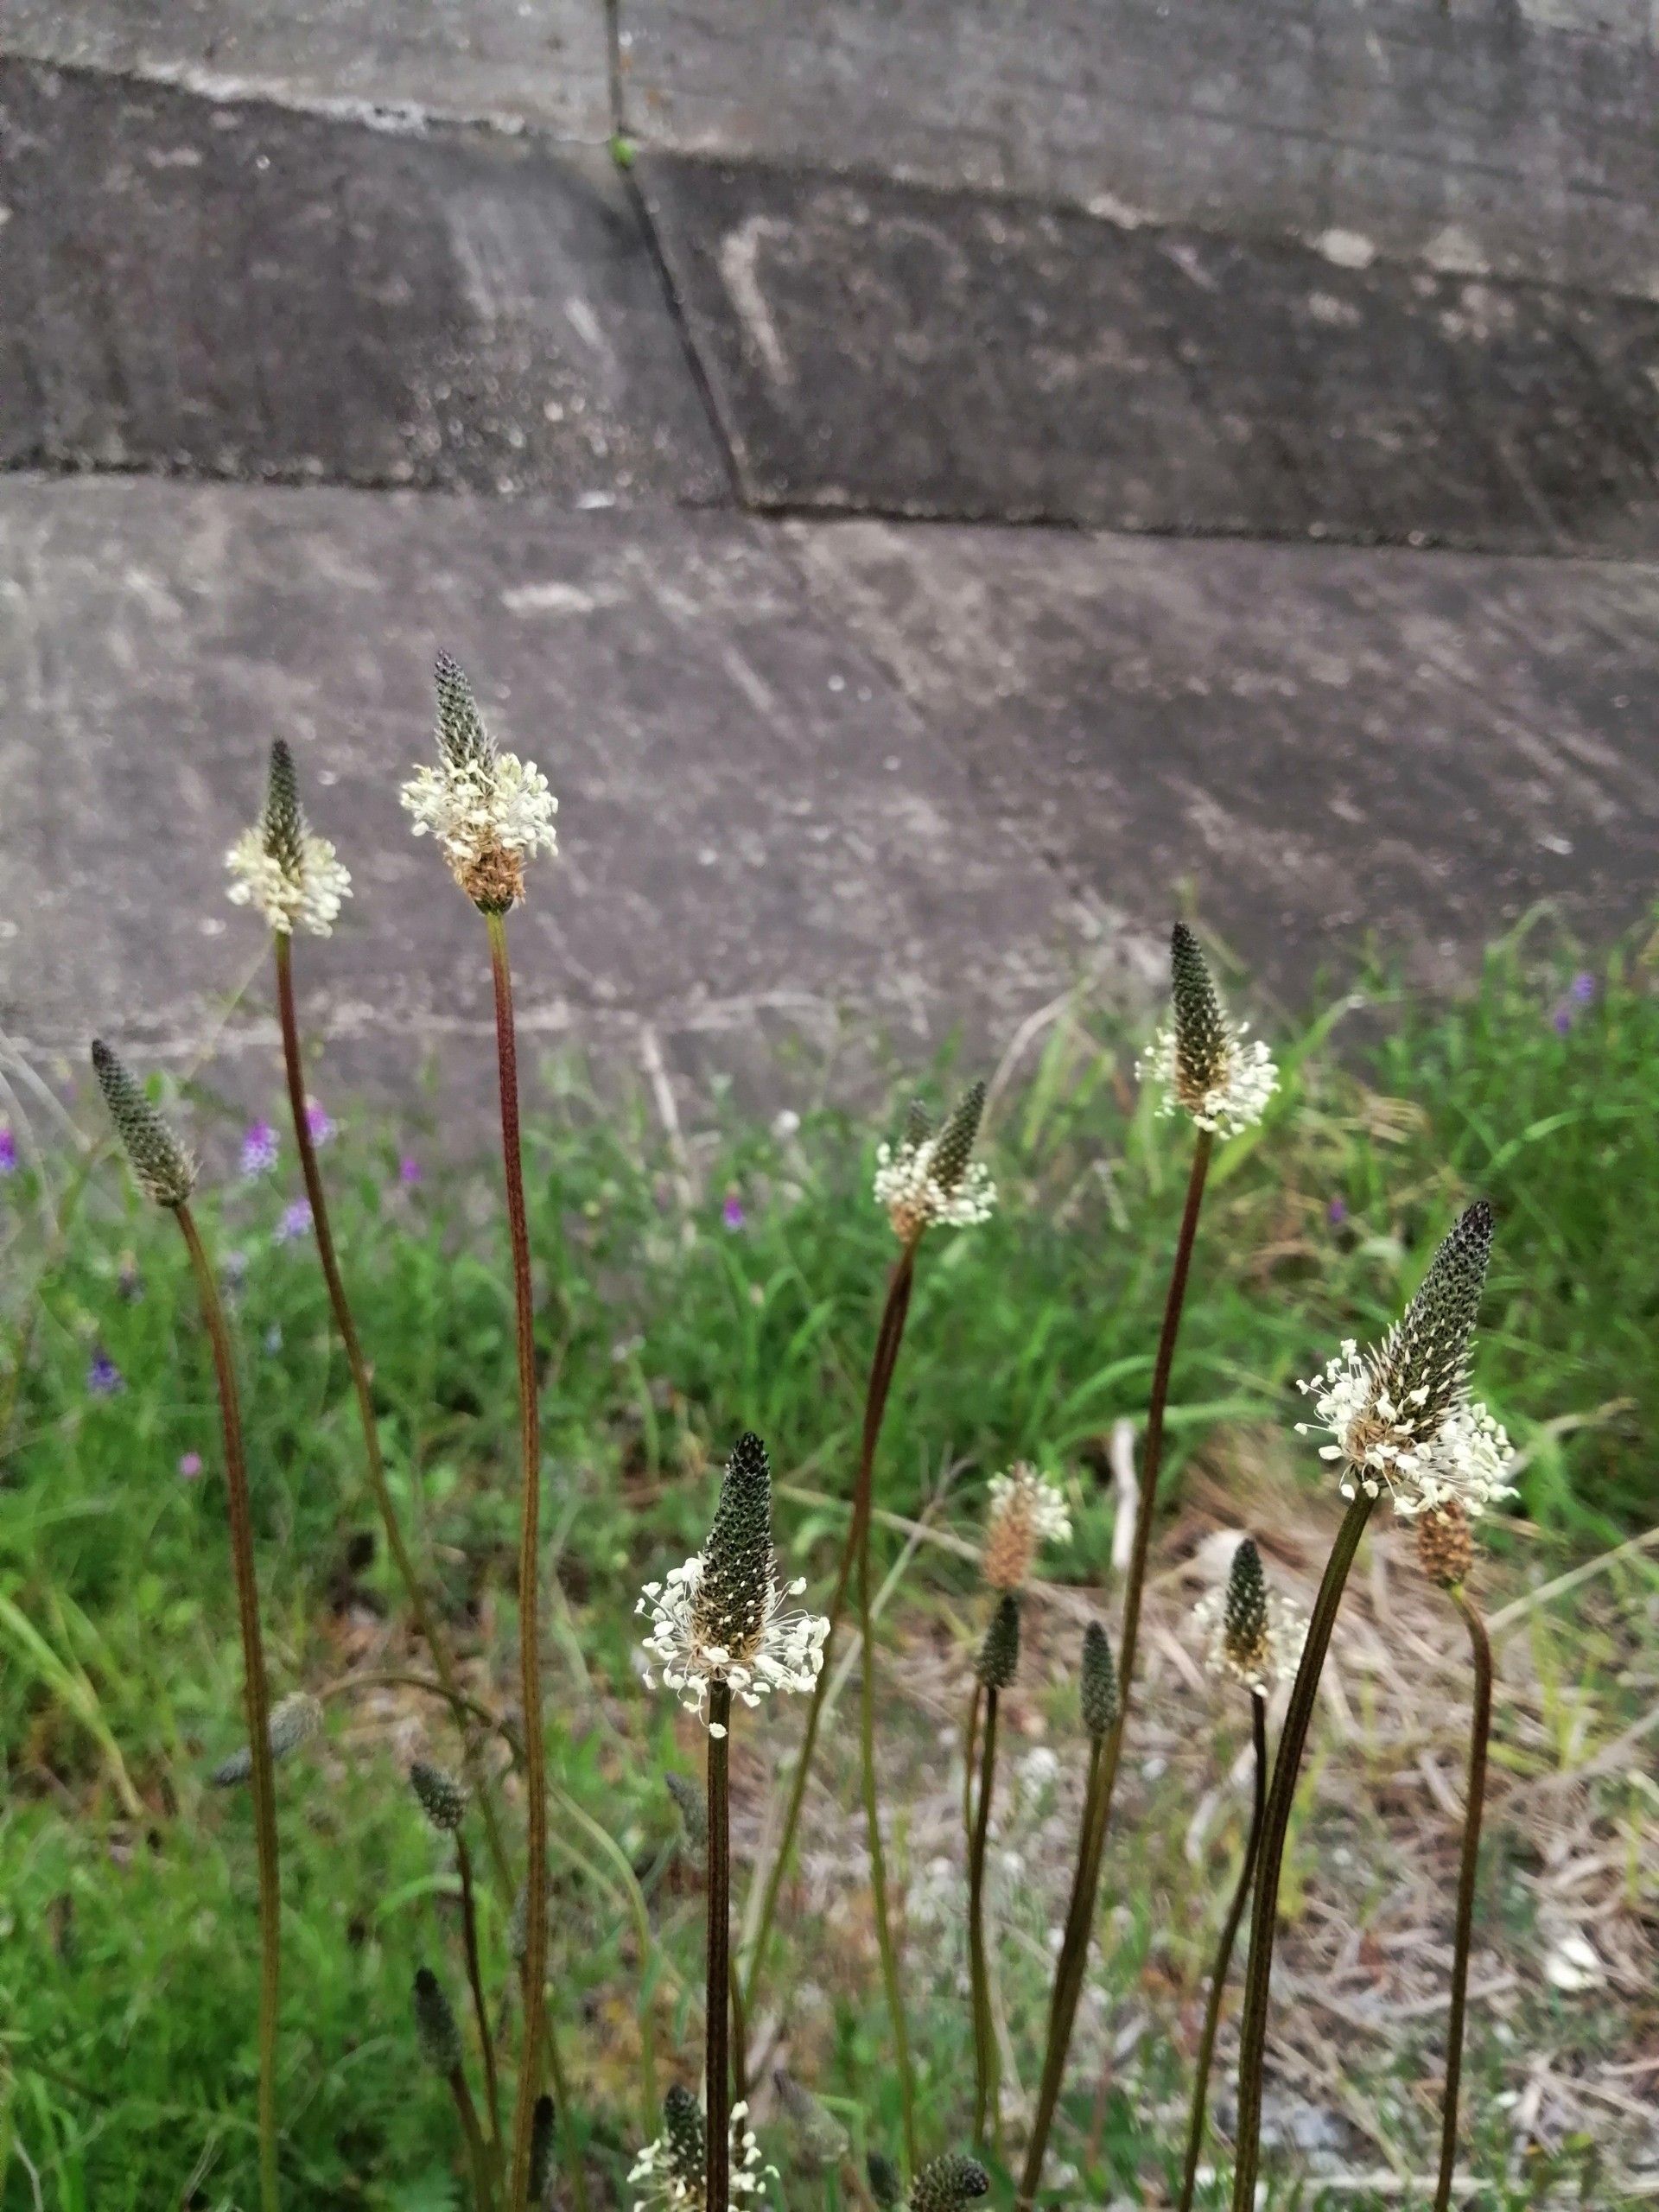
[[982, 1463, 1071, 1592], [629, 2084, 773, 2211], [91, 1040, 195, 1209], [909, 2153, 991, 2212], [638, 1432, 829, 1735], [411, 1966, 464, 2075], [1137, 922, 1277, 1137], [1296, 1200, 1516, 1520], [772, 2070, 849, 2169], [867, 2152, 904, 2211], [210, 1690, 324, 1788], [874, 1077, 995, 1238], [410, 1758, 467, 1833], [402, 652, 558, 913], [1193, 1537, 1306, 1694], [1080, 1620, 1118, 1739], [226, 737, 352, 937], [976, 1592, 1020, 1691], [529, 2094, 558, 2206]]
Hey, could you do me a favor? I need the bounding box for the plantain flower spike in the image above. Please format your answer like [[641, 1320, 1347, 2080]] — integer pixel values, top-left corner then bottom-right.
[[91, 1040, 196, 1209], [410, 1758, 467, 1833], [226, 738, 352, 936], [529, 2094, 557, 2206], [1416, 1497, 1477, 1590], [874, 1079, 995, 1238], [1137, 923, 1277, 1137], [1080, 1620, 1118, 1740], [401, 652, 558, 913], [867, 2153, 904, 2210], [1193, 1537, 1305, 1694], [412, 1966, 464, 2075], [909, 2154, 991, 2212], [982, 1464, 1071, 1592], [639, 1432, 828, 1737], [211, 1690, 324, 1787], [975, 1592, 1020, 1692], [628, 2086, 772, 2210], [1296, 1200, 1515, 1520]]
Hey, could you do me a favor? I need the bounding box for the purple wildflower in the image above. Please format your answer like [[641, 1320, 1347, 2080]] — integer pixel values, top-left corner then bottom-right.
[[1327, 1197, 1348, 1227], [1569, 971, 1597, 1004], [0, 1126, 16, 1175], [178, 1452, 203, 1479], [274, 1198, 313, 1244], [398, 1154, 423, 1187], [240, 1120, 279, 1179], [1551, 1006, 1573, 1036], [304, 1100, 335, 1146], [722, 1192, 747, 1231], [86, 1348, 124, 1398]]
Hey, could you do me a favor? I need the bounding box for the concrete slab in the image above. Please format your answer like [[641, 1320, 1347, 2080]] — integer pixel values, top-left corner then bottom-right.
[[793, 519, 1659, 1002], [639, 153, 1659, 551], [624, 0, 1659, 302], [0, 60, 723, 500], [0, 478, 1090, 1123], [0, 0, 613, 137]]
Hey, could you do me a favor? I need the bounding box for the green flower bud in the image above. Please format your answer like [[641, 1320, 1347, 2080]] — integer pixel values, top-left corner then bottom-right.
[[1170, 923, 1228, 1104], [975, 1592, 1020, 1692], [434, 652, 494, 769], [261, 739, 305, 879], [931, 1081, 986, 1195], [867, 2152, 904, 2209], [529, 2093, 557, 2204], [909, 2152, 991, 2212], [91, 1040, 195, 1209], [694, 1432, 773, 1660], [412, 1967, 463, 2075], [410, 1759, 467, 1833], [1081, 1621, 1117, 1740], [1382, 1200, 1494, 1434]]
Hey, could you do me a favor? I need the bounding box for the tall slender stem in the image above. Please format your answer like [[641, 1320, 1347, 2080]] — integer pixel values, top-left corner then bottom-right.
[[857, 1474, 917, 2169], [487, 912, 553, 2211], [1434, 1591, 1492, 2212], [968, 1683, 1002, 2151], [175, 1203, 282, 2212], [446, 2063, 498, 2212], [707, 1681, 734, 2212], [1019, 1129, 1211, 2206], [1230, 1491, 1375, 2210], [743, 1244, 917, 2008], [728, 1956, 748, 2111], [273, 932, 512, 1896], [1176, 1692, 1268, 2212], [456, 1834, 504, 2165]]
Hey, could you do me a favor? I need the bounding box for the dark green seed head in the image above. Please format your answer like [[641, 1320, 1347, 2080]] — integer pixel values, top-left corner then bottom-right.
[[664, 1770, 707, 1867], [901, 1096, 934, 1151], [91, 1041, 195, 1209], [412, 1967, 463, 2075], [1170, 923, 1229, 1105], [1382, 1201, 1494, 1434], [773, 2069, 849, 2167], [1224, 1539, 1268, 1675], [867, 2152, 904, 2210], [931, 1081, 986, 1194], [695, 1432, 773, 1658], [662, 2085, 705, 2186], [261, 739, 305, 877], [410, 1759, 466, 1833], [434, 652, 494, 769], [1081, 1621, 1118, 1739], [529, 2094, 557, 2205], [976, 1592, 1020, 1691], [909, 2153, 991, 2212]]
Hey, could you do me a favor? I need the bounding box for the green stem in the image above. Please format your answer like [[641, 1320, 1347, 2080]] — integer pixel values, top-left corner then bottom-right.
[[457, 1836, 504, 2170], [857, 1423, 918, 2169], [1019, 1129, 1212, 2207], [486, 913, 558, 2212], [968, 1683, 1001, 2152], [1176, 1691, 1268, 2212], [742, 1243, 917, 2010], [175, 1203, 282, 2212], [274, 932, 512, 1897], [1230, 1490, 1376, 2211], [707, 1682, 733, 2212], [1433, 1590, 1492, 2212], [448, 2064, 499, 2212]]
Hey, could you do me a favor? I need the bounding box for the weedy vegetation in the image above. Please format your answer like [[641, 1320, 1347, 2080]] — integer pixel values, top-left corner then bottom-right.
[[0, 664, 1656, 2211]]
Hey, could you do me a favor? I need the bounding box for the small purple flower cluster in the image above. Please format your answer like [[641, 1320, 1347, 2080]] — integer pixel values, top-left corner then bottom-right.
[[1550, 972, 1598, 1036], [240, 1120, 280, 1179], [0, 1125, 16, 1175]]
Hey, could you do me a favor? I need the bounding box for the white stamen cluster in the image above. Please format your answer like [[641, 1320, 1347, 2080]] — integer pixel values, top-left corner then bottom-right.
[[638, 1554, 828, 1738], [873, 1136, 996, 1237], [226, 824, 352, 936], [982, 1465, 1071, 1591], [628, 2102, 772, 2212], [1192, 1582, 1306, 1694], [401, 752, 558, 887], [1295, 1337, 1515, 1519], [1136, 1021, 1277, 1138]]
